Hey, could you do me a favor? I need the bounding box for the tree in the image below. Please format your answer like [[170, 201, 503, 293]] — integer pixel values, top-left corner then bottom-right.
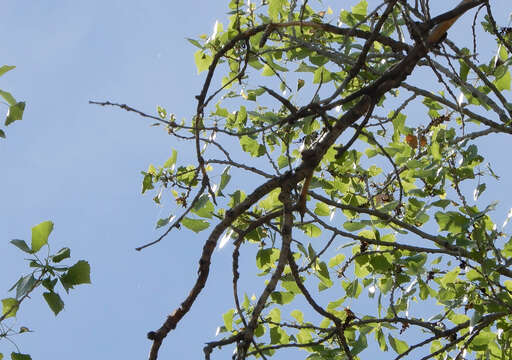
[[94, 0, 512, 359]]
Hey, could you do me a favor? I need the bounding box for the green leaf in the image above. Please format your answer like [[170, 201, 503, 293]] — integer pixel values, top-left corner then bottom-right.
[[181, 217, 210, 233], [141, 173, 154, 194], [52, 247, 71, 263], [459, 60, 470, 81], [375, 327, 388, 351], [295, 62, 316, 73], [470, 330, 496, 350], [300, 223, 321, 238], [10, 353, 31, 360], [439, 267, 460, 288], [261, 64, 276, 77], [0, 129, 5, 138], [240, 135, 265, 157], [42, 278, 58, 292], [256, 248, 280, 270], [43, 292, 64, 316], [370, 255, 392, 272], [259, 189, 282, 211], [291, 310, 303, 323], [0, 90, 16, 106], [218, 166, 231, 194], [269, 308, 281, 323], [254, 323, 266, 337], [343, 222, 366, 231], [10, 239, 32, 253], [191, 196, 214, 219], [328, 254, 345, 268], [270, 291, 294, 305], [434, 212, 469, 233], [388, 334, 409, 354], [473, 183, 486, 200], [16, 275, 37, 299], [352, 0, 368, 16], [2, 298, 19, 319], [0, 65, 16, 77], [5, 101, 25, 126], [268, 0, 286, 21], [31, 221, 54, 253], [61, 260, 91, 289], [313, 66, 332, 84], [186, 38, 203, 49], [316, 261, 333, 290], [344, 279, 361, 298], [494, 70, 511, 91], [270, 326, 289, 344], [163, 150, 178, 169], [297, 328, 312, 343], [352, 334, 368, 355], [314, 202, 330, 216], [277, 154, 294, 169], [223, 309, 235, 331], [194, 50, 212, 74], [156, 215, 175, 229], [431, 199, 450, 209]]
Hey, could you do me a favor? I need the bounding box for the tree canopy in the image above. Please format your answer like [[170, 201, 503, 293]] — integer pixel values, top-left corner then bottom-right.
[[97, 0, 512, 359]]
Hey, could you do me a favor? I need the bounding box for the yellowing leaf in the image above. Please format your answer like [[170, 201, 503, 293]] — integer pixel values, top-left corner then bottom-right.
[[31, 221, 54, 253], [2, 298, 19, 319]]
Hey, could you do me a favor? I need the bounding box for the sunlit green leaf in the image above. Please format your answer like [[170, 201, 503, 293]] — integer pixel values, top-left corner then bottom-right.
[[163, 150, 178, 169], [314, 202, 330, 216], [300, 223, 321, 238], [0, 90, 16, 106], [494, 70, 511, 91], [435, 212, 469, 233], [194, 50, 213, 74], [181, 217, 210, 233], [240, 135, 265, 157], [0, 65, 16, 77], [388, 335, 409, 354], [268, 0, 286, 22], [31, 221, 54, 253], [290, 310, 303, 324], [1, 298, 19, 319], [223, 308, 235, 331]]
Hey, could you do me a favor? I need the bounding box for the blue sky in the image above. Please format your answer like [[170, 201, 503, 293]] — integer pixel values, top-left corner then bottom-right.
[[1, 1, 512, 359]]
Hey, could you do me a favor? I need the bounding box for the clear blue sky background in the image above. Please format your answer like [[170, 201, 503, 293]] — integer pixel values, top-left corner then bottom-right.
[[1, 1, 511, 359]]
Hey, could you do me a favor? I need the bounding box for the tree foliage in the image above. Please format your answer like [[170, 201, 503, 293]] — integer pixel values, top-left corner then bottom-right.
[[0, 65, 25, 139], [97, 0, 512, 359], [1, 221, 91, 360]]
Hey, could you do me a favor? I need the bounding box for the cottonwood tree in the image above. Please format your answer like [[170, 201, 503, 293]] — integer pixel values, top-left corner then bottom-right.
[[94, 0, 512, 359]]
